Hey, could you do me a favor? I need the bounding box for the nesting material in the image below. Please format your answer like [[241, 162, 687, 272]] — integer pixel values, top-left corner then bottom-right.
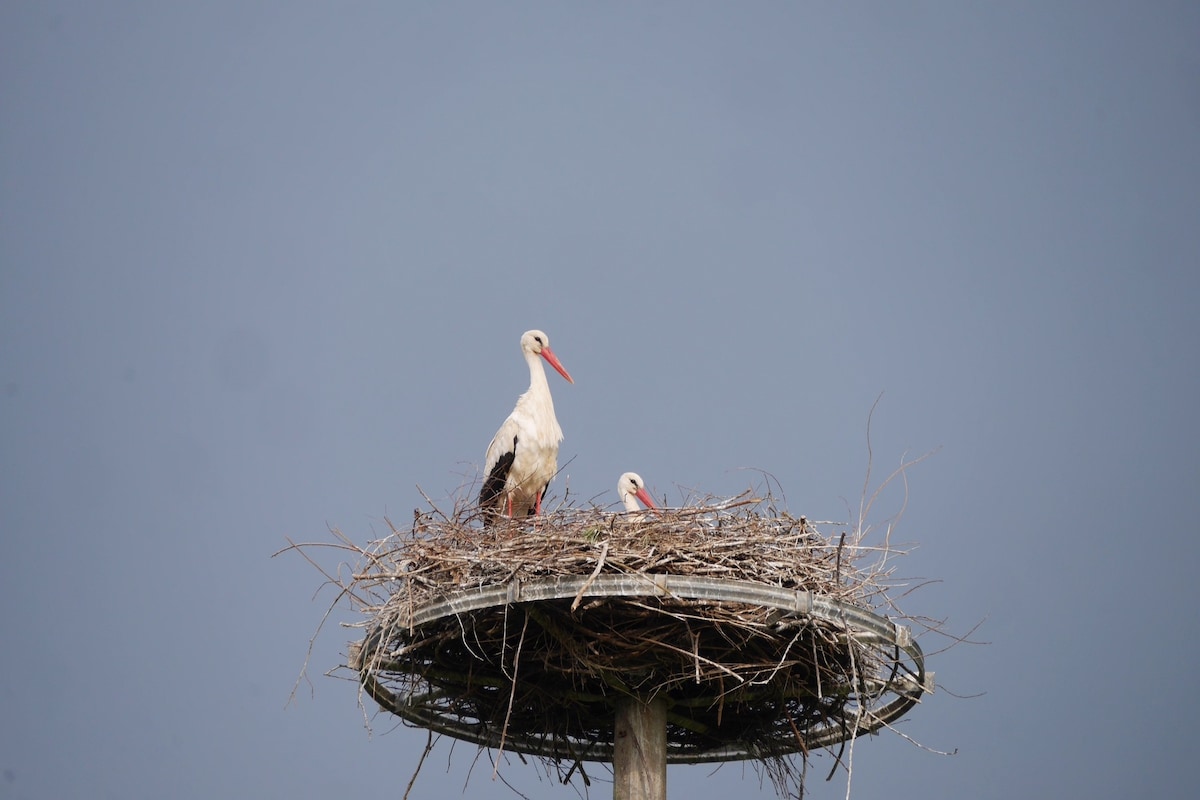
[[322, 491, 929, 795]]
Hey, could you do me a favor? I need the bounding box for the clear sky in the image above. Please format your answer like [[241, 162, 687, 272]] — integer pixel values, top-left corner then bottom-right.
[[2, 3, 1198, 799]]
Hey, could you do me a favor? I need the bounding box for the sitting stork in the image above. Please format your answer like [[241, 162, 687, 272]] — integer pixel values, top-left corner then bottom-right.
[[617, 472, 658, 520], [480, 330, 574, 522]]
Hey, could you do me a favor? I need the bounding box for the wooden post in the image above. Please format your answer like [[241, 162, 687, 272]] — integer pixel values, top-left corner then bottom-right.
[[613, 695, 667, 800]]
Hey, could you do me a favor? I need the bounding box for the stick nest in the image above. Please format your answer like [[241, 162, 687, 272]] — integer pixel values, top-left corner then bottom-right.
[[314, 490, 928, 796]]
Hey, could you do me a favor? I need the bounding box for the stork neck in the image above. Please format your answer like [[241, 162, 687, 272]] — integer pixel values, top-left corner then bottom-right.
[[526, 351, 553, 402]]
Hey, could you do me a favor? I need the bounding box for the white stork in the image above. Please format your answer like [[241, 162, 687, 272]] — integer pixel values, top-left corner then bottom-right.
[[479, 330, 574, 521], [617, 472, 658, 518]]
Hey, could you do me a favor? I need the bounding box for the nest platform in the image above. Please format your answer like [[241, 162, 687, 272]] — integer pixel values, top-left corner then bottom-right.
[[340, 497, 933, 773]]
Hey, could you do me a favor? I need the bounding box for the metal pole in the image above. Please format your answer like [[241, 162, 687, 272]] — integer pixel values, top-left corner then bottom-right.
[[613, 695, 667, 800]]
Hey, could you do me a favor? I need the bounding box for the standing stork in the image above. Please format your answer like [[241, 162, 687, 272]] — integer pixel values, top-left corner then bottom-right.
[[617, 472, 658, 518], [480, 330, 574, 521]]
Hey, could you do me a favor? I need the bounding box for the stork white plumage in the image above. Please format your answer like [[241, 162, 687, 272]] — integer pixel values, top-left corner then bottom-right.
[[479, 330, 574, 521], [617, 472, 658, 517]]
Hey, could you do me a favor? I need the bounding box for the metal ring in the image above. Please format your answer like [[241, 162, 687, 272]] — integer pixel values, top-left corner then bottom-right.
[[355, 574, 930, 763]]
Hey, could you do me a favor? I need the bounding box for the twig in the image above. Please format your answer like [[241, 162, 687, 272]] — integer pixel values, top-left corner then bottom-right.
[[493, 611, 529, 776], [402, 728, 435, 800], [571, 541, 609, 611]]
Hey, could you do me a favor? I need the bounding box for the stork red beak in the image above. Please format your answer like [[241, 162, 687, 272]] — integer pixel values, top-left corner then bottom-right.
[[540, 346, 574, 384], [635, 487, 658, 512]]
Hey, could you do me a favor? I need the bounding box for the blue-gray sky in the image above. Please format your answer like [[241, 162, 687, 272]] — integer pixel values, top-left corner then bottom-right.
[[3, 3, 1198, 798]]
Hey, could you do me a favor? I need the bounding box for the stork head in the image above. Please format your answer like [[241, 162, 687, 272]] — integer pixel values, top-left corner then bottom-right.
[[617, 472, 658, 513], [522, 329, 574, 384]]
